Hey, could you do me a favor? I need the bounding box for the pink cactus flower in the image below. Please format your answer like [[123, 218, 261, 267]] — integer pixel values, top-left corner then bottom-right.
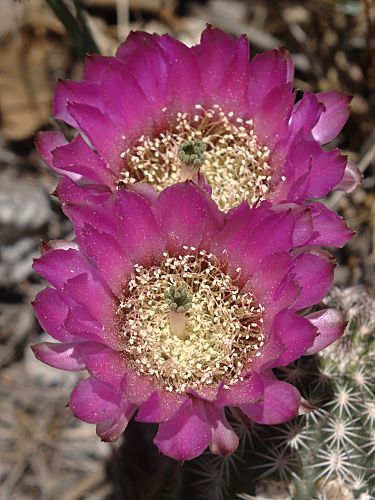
[[37, 26, 362, 215], [32, 183, 346, 460]]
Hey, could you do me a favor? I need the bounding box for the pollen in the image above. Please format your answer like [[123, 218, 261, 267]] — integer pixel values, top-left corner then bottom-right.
[[116, 249, 264, 393], [118, 105, 272, 211]]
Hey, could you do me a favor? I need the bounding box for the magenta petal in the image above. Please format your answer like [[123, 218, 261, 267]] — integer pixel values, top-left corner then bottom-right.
[[186, 385, 222, 402], [240, 211, 297, 281], [57, 176, 112, 208], [59, 186, 116, 240], [53, 80, 102, 127], [31, 341, 91, 371], [116, 190, 166, 266], [63, 308, 121, 350], [307, 202, 354, 247], [211, 203, 299, 286], [250, 331, 285, 372], [245, 263, 301, 367], [97, 65, 155, 141], [67, 102, 123, 167], [216, 371, 263, 406], [69, 376, 122, 424], [157, 35, 203, 115], [271, 310, 317, 366], [124, 370, 156, 405], [33, 248, 89, 290], [285, 171, 311, 203], [52, 135, 116, 186], [292, 207, 314, 247], [80, 344, 127, 392], [269, 275, 300, 323], [33, 288, 74, 342], [305, 149, 347, 199], [154, 182, 224, 254], [116, 35, 167, 126], [248, 49, 293, 115], [192, 26, 249, 112], [37, 132, 82, 183], [154, 399, 211, 461], [192, 27, 238, 92], [96, 402, 136, 441], [333, 160, 363, 193], [281, 48, 294, 82], [246, 252, 293, 309], [285, 141, 346, 201], [291, 251, 334, 311], [117, 31, 159, 61], [210, 202, 272, 281], [206, 405, 239, 456], [136, 390, 189, 423], [241, 372, 300, 425], [82, 53, 157, 134], [36, 131, 67, 166], [305, 309, 346, 355], [84, 53, 124, 81], [312, 90, 352, 145], [253, 84, 295, 148], [63, 273, 115, 324], [80, 224, 132, 295], [125, 182, 159, 203], [289, 92, 325, 138], [214, 34, 249, 112], [81, 53, 157, 134]]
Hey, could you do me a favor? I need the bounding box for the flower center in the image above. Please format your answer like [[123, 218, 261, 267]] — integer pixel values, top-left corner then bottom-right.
[[116, 249, 264, 393], [118, 105, 272, 211]]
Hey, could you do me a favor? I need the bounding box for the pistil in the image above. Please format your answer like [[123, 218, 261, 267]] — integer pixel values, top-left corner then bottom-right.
[[164, 285, 193, 340], [178, 139, 206, 182]]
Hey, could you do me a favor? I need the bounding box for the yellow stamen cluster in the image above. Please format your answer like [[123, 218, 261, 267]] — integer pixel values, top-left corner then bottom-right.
[[118, 104, 272, 211], [117, 248, 264, 393]]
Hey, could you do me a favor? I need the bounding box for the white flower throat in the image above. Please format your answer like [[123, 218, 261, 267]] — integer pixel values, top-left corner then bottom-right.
[[118, 104, 272, 211], [117, 248, 265, 393]]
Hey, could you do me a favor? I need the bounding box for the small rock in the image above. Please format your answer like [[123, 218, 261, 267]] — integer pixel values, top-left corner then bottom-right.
[[0, 177, 51, 244]]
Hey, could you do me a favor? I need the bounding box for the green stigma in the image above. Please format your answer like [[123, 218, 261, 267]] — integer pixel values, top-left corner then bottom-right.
[[165, 285, 193, 313], [178, 140, 206, 167]]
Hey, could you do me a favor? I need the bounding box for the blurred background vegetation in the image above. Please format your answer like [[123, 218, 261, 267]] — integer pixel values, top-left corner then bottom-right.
[[0, 1, 374, 499]]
